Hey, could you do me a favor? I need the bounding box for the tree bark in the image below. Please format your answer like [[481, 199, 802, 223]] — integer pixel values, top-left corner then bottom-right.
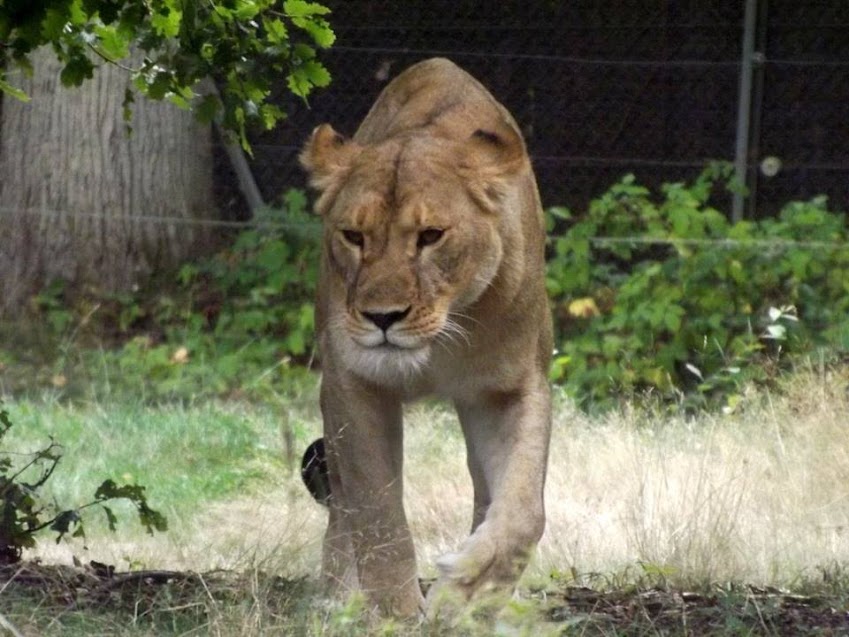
[[0, 48, 214, 316]]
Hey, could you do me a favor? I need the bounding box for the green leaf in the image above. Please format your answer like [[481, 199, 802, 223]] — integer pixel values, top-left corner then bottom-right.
[[264, 17, 288, 43], [283, 188, 308, 215], [139, 503, 168, 534], [286, 70, 310, 98], [144, 71, 174, 100], [95, 24, 131, 60], [60, 55, 95, 86], [94, 479, 168, 534], [298, 303, 315, 330], [151, 6, 182, 37], [200, 42, 215, 62], [256, 239, 290, 272], [664, 307, 683, 332], [259, 102, 285, 129], [233, 0, 261, 20], [287, 60, 331, 97], [50, 510, 81, 536], [68, 0, 87, 25], [102, 505, 118, 532], [548, 206, 572, 221], [0, 77, 30, 102], [285, 329, 305, 355], [122, 86, 135, 125], [213, 4, 234, 20], [42, 7, 72, 41], [95, 480, 148, 505], [284, 0, 332, 18], [293, 16, 335, 48], [195, 93, 221, 124], [168, 93, 191, 109], [285, 0, 335, 47], [0, 413, 10, 443]]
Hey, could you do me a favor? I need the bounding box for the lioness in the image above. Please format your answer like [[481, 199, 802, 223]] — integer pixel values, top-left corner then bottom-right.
[[300, 58, 552, 617]]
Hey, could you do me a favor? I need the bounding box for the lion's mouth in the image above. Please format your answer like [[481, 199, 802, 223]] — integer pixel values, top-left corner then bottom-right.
[[371, 338, 428, 354], [351, 328, 430, 351]]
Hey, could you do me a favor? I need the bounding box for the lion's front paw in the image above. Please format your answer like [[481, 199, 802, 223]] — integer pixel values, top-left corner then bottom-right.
[[426, 528, 513, 619], [434, 534, 496, 588], [426, 574, 512, 623]]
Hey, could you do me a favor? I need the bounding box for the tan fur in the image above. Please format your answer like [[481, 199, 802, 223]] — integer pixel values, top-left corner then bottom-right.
[[300, 58, 553, 617]]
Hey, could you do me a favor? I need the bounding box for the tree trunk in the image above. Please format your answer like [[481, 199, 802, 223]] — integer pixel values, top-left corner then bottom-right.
[[0, 48, 214, 316]]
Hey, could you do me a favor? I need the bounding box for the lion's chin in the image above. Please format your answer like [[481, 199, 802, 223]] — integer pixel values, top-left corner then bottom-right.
[[343, 343, 431, 385]]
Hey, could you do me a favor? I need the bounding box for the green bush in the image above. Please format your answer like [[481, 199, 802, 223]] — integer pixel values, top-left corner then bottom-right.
[[546, 162, 849, 411], [182, 189, 319, 357], [95, 189, 321, 401], [10, 176, 849, 412]]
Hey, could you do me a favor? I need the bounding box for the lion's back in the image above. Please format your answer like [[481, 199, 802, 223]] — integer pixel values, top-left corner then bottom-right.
[[354, 58, 521, 147]]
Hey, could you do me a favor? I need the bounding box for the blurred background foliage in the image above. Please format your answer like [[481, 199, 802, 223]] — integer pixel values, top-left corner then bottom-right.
[[2, 167, 847, 413]]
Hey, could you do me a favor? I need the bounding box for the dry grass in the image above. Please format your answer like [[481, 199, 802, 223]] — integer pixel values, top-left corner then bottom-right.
[[29, 369, 849, 592], [537, 369, 849, 589]]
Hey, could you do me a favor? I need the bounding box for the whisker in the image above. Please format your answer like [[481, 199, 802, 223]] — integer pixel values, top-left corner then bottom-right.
[[437, 315, 471, 349], [448, 309, 483, 329], [433, 333, 455, 355]]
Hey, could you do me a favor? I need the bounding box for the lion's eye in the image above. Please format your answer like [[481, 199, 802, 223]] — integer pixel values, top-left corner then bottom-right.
[[341, 230, 364, 248], [417, 228, 444, 248]]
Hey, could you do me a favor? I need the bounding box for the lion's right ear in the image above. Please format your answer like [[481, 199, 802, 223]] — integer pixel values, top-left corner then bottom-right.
[[459, 120, 528, 213], [299, 124, 361, 214]]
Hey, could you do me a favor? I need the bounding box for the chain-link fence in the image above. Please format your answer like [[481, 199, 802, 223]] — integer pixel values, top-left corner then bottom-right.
[[233, 0, 848, 221]]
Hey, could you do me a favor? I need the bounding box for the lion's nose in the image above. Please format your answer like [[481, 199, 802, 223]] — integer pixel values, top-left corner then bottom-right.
[[362, 307, 411, 332]]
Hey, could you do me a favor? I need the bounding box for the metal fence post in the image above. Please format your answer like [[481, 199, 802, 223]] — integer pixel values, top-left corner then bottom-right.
[[733, 0, 759, 222]]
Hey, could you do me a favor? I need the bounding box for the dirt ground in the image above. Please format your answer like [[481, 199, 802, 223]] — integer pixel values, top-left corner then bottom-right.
[[544, 584, 849, 635], [3, 561, 849, 635]]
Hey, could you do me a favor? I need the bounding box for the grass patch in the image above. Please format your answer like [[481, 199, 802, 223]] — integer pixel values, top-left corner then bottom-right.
[[3, 388, 325, 573], [5, 400, 286, 513]]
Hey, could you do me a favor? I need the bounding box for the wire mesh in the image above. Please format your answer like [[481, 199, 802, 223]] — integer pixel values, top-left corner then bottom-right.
[[241, 0, 848, 221]]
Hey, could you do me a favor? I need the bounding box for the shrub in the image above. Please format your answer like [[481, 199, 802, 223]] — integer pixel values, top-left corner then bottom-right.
[[546, 163, 849, 411], [89, 189, 321, 401], [0, 401, 167, 564], [11, 177, 849, 413], [180, 189, 320, 360]]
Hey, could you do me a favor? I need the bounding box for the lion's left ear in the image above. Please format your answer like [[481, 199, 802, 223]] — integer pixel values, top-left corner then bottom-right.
[[460, 120, 527, 211], [299, 124, 362, 215]]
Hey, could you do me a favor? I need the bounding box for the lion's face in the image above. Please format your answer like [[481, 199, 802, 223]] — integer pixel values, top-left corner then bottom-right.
[[320, 135, 505, 378]]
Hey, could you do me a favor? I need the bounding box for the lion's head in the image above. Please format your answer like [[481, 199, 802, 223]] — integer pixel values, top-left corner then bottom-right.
[[300, 117, 528, 382]]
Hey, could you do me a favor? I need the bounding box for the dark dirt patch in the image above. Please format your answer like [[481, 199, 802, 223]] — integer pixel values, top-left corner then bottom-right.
[[545, 585, 849, 635], [3, 561, 849, 635], [0, 561, 309, 634]]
